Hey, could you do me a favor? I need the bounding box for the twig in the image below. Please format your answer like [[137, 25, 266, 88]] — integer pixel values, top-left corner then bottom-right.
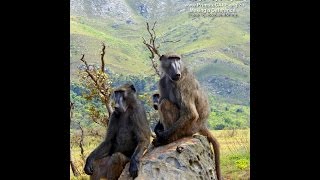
[[80, 54, 108, 98]]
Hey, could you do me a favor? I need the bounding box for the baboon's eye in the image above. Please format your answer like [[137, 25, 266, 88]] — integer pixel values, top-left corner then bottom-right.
[[113, 91, 124, 101], [163, 61, 170, 67]]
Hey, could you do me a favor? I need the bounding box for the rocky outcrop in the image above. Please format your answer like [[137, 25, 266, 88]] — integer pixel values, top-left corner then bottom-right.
[[119, 135, 218, 180]]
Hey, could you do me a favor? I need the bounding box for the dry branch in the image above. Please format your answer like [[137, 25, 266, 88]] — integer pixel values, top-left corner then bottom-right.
[[78, 44, 113, 126], [142, 22, 161, 77]]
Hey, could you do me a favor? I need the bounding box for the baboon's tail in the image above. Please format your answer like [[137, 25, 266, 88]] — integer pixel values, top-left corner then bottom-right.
[[199, 128, 221, 180]]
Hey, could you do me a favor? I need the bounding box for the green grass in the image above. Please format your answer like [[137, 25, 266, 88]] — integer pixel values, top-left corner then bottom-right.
[[207, 97, 250, 130], [211, 129, 250, 180]]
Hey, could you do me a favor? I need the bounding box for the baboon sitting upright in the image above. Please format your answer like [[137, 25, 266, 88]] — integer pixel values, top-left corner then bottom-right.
[[152, 53, 222, 180], [84, 83, 151, 180]]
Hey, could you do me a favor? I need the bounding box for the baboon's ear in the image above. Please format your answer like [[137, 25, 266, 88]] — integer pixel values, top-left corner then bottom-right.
[[129, 84, 136, 92], [160, 55, 165, 61]]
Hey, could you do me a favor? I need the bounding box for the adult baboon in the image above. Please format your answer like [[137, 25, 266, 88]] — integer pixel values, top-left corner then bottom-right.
[[84, 83, 151, 180], [153, 53, 222, 180]]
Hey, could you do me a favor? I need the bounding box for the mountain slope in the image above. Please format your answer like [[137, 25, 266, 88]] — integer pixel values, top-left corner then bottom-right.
[[70, 0, 250, 104]]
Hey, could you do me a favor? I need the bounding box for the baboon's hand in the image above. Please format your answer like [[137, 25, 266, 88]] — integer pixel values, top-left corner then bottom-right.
[[155, 129, 162, 137], [157, 130, 169, 141], [152, 138, 162, 147], [129, 159, 139, 178], [84, 159, 94, 175]]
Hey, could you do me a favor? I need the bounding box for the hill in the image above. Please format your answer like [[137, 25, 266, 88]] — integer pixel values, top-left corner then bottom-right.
[[70, 0, 250, 111]]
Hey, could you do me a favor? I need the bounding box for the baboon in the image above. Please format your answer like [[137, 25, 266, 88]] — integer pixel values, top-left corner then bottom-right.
[[152, 93, 160, 111], [84, 83, 151, 180], [152, 53, 222, 180], [151, 93, 163, 134], [151, 93, 178, 140]]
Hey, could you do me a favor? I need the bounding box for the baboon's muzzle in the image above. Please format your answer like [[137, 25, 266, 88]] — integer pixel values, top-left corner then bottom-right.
[[172, 73, 181, 81], [153, 103, 159, 110]]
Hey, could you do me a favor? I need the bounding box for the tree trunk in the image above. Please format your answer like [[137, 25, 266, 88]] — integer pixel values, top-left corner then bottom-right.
[[70, 149, 80, 176], [79, 124, 85, 162]]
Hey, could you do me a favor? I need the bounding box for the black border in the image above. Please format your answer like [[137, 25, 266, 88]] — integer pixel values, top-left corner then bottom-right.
[[7, 0, 312, 179], [3, 0, 71, 178], [250, 0, 313, 179]]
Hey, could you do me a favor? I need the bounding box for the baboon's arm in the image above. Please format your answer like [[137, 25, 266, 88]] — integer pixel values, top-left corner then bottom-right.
[[129, 112, 151, 178], [86, 115, 117, 162], [154, 121, 164, 135], [131, 113, 150, 161], [131, 135, 150, 163], [162, 100, 199, 138], [129, 134, 150, 178]]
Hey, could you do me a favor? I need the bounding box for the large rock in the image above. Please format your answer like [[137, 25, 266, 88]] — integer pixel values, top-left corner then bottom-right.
[[119, 135, 218, 180]]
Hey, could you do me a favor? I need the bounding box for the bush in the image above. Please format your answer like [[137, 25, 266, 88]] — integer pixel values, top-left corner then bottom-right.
[[215, 124, 225, 130]]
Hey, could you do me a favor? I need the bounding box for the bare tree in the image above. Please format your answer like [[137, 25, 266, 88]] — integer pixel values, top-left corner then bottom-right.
[[142, 22, 162, 77], [142, 22, 181, 77], [78, 43, 113, 127]]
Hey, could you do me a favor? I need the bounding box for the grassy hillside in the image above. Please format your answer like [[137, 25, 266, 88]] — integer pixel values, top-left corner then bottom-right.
[[70, 16, 151, 76], [70, 0, 250, 115]]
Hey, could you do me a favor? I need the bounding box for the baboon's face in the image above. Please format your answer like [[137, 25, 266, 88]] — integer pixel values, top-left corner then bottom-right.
[[113, 90, 128, 113], [160, 56, 182, 81], [152, 93, 160, 110], [112, 84, 136, 114]]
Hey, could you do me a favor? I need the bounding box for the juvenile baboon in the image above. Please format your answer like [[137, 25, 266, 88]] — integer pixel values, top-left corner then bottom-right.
[[84, 83, 151, 180], [153, 53, 222, 180], [151, 93, 178, 141], [152, 93, 160, 111], [151, 93, 163, 134]]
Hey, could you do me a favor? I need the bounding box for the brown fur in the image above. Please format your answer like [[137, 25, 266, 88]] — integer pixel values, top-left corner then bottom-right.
[[154, 54, 222, 180]]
